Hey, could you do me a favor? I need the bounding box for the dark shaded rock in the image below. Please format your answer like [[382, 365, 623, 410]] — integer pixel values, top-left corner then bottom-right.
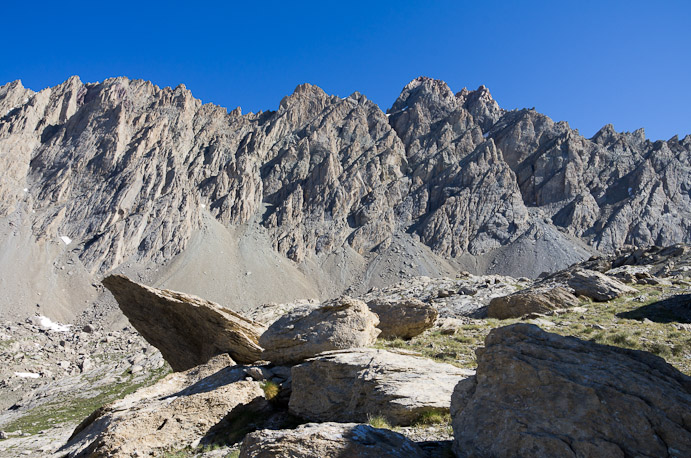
[[618, 294, 691, 323], [102, 275, 264, 371]]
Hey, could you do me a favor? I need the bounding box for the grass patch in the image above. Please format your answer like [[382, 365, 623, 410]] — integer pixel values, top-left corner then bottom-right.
[[414, 411, 451, 426], [371, 283, 691, 375], [2, 364, 170, 435], [260, 381, 279, 401], [367, 414, 392, 429]]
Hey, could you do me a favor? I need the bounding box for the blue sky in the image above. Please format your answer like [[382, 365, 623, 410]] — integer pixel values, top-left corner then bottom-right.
[[3, 0, 689, 140]]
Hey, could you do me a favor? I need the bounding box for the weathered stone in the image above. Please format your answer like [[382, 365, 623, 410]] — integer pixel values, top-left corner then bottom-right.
[[239, 422, 427, 458], [102, 275, 264, 371], [259, 296, 380, 365], [62, 355, 265, 457], [567, 269, 637, 301], [487, 286, 579, 319], [290, 348, 474, 426], [451, 324, 691, 458], [367, 297, 437, 339]]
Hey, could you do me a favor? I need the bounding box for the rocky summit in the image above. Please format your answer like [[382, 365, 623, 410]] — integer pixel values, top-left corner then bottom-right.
[[1, 75, 690, 322], [0, 74, 690, 457]]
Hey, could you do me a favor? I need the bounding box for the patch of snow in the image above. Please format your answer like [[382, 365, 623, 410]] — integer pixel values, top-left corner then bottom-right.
[[483, 132, 490, 138], [23, 188, 28, 192], [14, 372, 40, 379], [60, 235, 72, 245], [201, 204, 206, 209], [38, 315, 71, 332], [628, 187, 633, 196]]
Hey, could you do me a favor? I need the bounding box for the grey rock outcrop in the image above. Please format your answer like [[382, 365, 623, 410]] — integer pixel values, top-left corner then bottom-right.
[[259, 296, 380, 365], [102, 275, 264, 370], [239, 422, 427, 458], [487, 286, 579, 319], [62, 354, 265, 457], [367, 297, 437, 338], [566, 269, 637, 301], [451, 324, 691, 457], [289, 348, 474, 426]]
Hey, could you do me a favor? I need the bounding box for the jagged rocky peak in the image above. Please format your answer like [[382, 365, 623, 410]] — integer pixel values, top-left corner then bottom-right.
[[0, 74, 690, 320], [389, 76, 459, 115]]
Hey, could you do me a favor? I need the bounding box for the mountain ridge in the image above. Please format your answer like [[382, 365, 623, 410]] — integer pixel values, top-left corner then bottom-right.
[[0, 75, 689, 322]]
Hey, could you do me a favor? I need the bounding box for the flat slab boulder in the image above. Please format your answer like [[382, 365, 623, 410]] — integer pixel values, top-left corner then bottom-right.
[[487, 286, 579, 319], [259, 296, 380, 365], [62, 355, 265, 457], [367, 297, 437, 339], [102, 274, 264, 371], [290, 348, 474, 426], [239, 422, 427, 458], [452, 324, 691, 457], [566, 268, 637, 301]]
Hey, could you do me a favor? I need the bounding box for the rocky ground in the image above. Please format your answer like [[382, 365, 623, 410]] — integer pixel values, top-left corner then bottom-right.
[[0, 245, 690, 457], [0, 316, 169, 456]]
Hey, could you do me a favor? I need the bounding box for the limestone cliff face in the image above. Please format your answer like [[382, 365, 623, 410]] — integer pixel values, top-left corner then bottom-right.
[[0, 75, 689, 282]]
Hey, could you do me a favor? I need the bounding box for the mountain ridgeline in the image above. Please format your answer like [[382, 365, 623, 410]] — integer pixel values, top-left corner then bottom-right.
[[0, 76, 689, 319]]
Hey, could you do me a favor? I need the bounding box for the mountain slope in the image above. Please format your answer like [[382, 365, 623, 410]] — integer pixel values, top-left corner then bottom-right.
[[0, 75, 688, 321]]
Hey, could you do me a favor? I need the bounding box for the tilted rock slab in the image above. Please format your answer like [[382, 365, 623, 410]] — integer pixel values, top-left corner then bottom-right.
[[103, 274, 264, 371], [367, 297, 438, 339], [259, 296, 380, 365], [566, 269, 637, 301], [451, 324, 691, 458], [487, 286, 579, 319], [239, 422, 427, 458], [290, 348, 474, 426], [62, 355, 265, 457]]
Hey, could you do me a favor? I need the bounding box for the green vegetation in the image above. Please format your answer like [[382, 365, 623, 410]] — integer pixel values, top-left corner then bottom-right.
[[2, 364, 171, 435], [260, 380, 280, 401], [367, 414, 392, 429], [414, 410, 451, 426], [374, 284, 691, 375]]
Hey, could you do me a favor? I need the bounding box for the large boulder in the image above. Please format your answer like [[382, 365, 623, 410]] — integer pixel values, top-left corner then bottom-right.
[[239, 422, 427, 458], [367, 297, 437, 339], [451, 324, 691, 457], [566, 269, 637, 301], [259, 296, 380, 365], [487, 286, 579, 319], [102, 274, 264, 371], [61, 355, 266, 457], [290, 348, 474, 426]]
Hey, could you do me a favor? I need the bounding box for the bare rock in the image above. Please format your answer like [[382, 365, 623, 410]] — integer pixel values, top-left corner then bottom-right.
[[367, 297, 437, 339], [451, 324, 691, 457], [102, 274, 264, 371], [62, 354, 265, 457], [239, 422, 427, 458], [290, 348, 474, 426], [487, 286, 579, 319], [567, 269, 637, 301], [259, 296, 380, 365]]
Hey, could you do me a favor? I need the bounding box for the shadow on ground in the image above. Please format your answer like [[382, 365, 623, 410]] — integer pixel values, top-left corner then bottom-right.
[[618, 294, 691, 323]]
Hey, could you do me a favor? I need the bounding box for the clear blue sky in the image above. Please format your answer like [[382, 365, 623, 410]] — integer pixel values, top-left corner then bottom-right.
[[3, 0, 689, 140]]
